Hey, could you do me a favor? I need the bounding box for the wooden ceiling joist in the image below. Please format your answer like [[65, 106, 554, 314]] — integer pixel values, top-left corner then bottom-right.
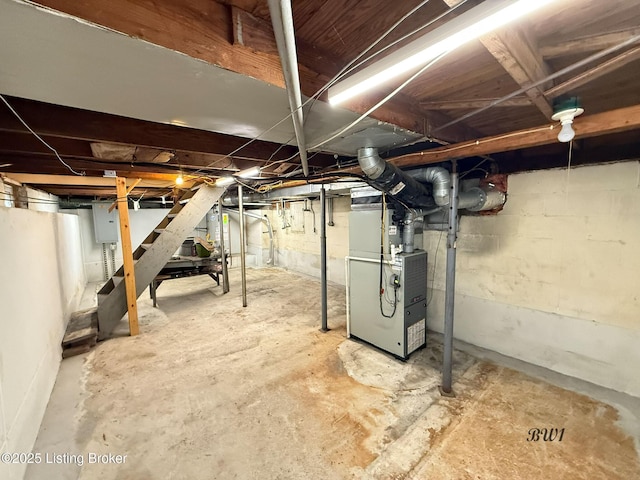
[[34, 0, 471, 141], [4, 173, 175, 188], [389, 103, 640, 168], [420, 97, 532, 110], [539, 27, 640, 58], [0, 97, 314, 164], [479, 28, 554, 119], [544, 45, 640, 99]]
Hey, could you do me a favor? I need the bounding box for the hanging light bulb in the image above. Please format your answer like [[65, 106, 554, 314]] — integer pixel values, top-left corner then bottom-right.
[[175, 174, 184, 185], [557, 119, 576, 143], [552, 97, 584, 143]]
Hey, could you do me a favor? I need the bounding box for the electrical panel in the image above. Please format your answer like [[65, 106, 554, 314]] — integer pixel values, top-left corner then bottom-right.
[[91, 201, 119, 244]]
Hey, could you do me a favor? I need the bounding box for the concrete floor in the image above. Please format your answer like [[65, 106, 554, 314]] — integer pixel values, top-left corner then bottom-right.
[[27, 268, 640, 479]]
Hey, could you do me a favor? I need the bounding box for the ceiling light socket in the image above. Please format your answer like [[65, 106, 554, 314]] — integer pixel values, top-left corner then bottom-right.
[[552, 97, 584, 143]]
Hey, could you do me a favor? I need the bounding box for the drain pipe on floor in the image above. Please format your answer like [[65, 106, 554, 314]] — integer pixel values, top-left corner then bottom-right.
[[320, 185, 329, 332], [238, 185, 248, 308], [441, 162, 459, 396]]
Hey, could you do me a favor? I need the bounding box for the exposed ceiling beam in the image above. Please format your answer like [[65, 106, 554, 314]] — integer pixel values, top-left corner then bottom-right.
[[420, 97, 532, 110], [544, 45, 640, 99], [0, 130, 299, 176], [33, 0, 469, 141], [0, 97, 330, 166], [215, 3, 473, 143], [479, 27, 554, 119], [36, 185, 172, 198], [0, 152, 252, 180], [539, 28, 640, 58], [387, 103, 640, 168], [4, 173, 176, 188], [440, 0, 552, 119]]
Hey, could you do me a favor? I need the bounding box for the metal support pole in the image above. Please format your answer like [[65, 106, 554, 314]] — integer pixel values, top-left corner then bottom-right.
[[441, 162, 459, 395], [328, 197, 335, 226], [238, 185, 248, 307], [320, 186, 329, 332], [218, 200, 230, 294]]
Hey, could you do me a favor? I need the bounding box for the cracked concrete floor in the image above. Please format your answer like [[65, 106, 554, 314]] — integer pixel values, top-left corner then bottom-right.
[[27, 267, 640, 479]]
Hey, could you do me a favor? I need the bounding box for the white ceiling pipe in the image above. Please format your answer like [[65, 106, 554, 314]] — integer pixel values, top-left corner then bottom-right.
[[268, 0, 309, 177]]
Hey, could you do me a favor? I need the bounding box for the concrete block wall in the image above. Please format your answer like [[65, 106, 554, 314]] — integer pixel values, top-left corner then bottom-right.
[[263, 196, 350, 285], [0, 207, 86, 480], [425, 160, 640, 396]]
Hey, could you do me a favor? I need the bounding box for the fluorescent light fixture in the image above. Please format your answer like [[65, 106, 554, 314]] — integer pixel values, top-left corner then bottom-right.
[[328, 0, 557, 105], [215, 176, 236, 187], [237, 166, 261, 178]]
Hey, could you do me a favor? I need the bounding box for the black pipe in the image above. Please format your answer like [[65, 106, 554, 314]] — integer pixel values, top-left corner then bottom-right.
[[358, 147, 436, 209], [320, 185, 329, 332]]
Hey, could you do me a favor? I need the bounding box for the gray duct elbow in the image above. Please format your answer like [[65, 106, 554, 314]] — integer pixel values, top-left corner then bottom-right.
[[358, 147, 387, 180], [406, 167, 451, 206]]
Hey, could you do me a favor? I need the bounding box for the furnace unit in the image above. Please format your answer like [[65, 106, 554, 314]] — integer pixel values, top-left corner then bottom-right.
[[347, 189, 427, 360]]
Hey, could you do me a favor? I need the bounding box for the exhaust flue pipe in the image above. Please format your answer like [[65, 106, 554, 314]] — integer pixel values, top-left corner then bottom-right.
[[358, 147, 437, 208]]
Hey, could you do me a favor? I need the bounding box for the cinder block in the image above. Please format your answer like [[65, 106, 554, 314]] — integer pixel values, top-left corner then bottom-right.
[[585, 215, 640, 243], [460, 214, 519, 237], [507, 278, 561, 313], [543, 193, 568, 216], [456, 233, 499, 254], [509, 168, 567, 194], [553, 215, 589, 241], [610, 190, 640, 215], [497, 236, 563, 268], [502, 192, 545, 216], [516, 215, 561, 239], [566, 161, 640, 192], [545, 190, 613, 216]]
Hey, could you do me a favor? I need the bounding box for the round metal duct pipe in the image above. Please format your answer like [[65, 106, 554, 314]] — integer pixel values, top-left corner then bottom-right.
[[358, 147, 437, 209]]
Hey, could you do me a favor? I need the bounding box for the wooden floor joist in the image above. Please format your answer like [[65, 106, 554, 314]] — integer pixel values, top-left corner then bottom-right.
[[389, 104, 640, 168]]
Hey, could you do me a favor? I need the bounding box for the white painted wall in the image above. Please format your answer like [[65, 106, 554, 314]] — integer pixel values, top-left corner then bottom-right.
[[0, 181, 58, 212], [425, 161, 640, 397], [264, 197, 350, 285], [0, 207, 85, 480], [61, 208, 170, 282], [25, 187, 59, 213]]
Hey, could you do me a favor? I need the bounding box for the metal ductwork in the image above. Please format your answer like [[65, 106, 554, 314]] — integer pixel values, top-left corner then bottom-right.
[[358, 147, 437, 209], [458, 188, 506, 211], [402, 208, 440, 253], [405, 167, 451, 206]]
